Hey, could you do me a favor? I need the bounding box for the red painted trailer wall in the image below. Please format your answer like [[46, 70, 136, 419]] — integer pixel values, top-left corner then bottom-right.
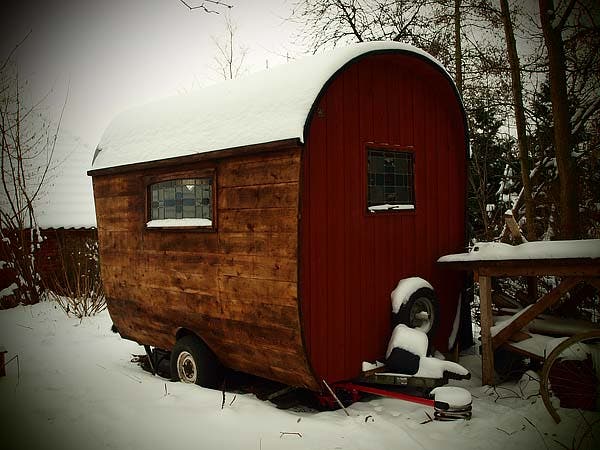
[[300, 52, 467, 384]]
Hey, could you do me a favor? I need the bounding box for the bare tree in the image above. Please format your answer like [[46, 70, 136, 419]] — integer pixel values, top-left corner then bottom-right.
[[178, 0, 233, 14], [538, 0, 600, 239], [211, 13, 249, 80], [454, 0, 463, 94], [291, 0, 435, 52], [498, 0, 536, 241], [0, 49, 64, 305], [538, 0, 578, 238]]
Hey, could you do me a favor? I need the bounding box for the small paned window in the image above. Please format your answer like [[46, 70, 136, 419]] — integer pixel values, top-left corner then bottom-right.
[[367, 149, 414, 211], [148, 178, 212, 227]]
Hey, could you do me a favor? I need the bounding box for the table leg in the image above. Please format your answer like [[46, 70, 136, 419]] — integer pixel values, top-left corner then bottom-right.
[[479, 275, 495, 385]]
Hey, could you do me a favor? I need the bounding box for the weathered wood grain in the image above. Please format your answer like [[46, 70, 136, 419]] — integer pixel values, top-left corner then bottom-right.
[[93, 175, 142, 198], [95, 195, 144, 217], [218, 232, 297, 258], [98, 231, 140, 252], [142, 231, 220, 253], [93, 145, 315, 389], [219, 254, 297, 282], [138, 250, 222, 271], [479, 275, 495, 386], [205, 338, 318, 390], [136, 268, 220, 295], [95, 195, 145, 232], [218, 275, 297, 305], [219, 183, 298, 210], [199, 318, 301, 350], [107, 294, 318, 389], [219, 150, 300, 187], [218, 208, 297, 233], [108, 284, 218, 310], [207, 299, 300, 326]]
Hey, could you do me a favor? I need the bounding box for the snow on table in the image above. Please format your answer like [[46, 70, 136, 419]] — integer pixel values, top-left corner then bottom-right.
[[437, 239, 600, 263]]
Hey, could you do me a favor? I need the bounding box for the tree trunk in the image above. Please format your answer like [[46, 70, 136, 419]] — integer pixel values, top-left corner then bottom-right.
[[454, 0, 463, 95], [499, 0, 536, 241], [539, 0, 580, 239]]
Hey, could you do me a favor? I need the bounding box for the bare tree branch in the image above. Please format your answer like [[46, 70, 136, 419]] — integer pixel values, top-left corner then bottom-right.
[[1, 46, 64, 305], [0, 30, 32, 73], [556, 0, 578, 31], [178, 0, 232, 14], [211, 13, 248, 80]]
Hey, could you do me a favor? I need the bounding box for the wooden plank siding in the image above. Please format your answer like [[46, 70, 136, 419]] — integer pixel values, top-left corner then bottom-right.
[[300, 53, 467, 384], [93, 147, 319, 390]]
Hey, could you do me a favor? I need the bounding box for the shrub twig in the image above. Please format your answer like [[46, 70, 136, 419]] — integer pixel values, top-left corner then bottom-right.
[[46, 237, 105, 318]]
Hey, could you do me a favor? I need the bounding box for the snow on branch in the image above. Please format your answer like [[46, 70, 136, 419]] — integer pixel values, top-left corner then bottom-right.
[[571, 96, 600, 136]]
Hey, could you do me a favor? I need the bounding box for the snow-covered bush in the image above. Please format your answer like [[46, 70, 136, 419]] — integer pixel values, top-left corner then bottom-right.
[[0, 216, 46, 309]]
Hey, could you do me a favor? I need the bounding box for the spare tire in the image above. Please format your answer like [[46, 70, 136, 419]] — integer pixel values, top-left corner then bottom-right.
[[392, 287, 440, 340]]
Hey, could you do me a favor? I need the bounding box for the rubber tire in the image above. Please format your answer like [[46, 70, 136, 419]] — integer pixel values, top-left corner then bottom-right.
[[392, 287, 440, 340], [170, 335, 223, 389]]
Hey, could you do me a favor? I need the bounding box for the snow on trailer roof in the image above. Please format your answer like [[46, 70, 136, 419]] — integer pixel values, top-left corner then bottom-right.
[[437, 239, 600, 263], [91, 41, 453, 171]]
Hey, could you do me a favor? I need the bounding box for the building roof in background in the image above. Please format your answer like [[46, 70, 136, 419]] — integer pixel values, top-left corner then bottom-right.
[[36, 130, 96, 229]]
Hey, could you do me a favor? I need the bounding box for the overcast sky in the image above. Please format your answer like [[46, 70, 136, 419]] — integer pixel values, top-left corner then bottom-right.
[[3, 0, 303, 154]]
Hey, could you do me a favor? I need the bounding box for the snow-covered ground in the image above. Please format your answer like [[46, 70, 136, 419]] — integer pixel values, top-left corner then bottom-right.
[[1, 301, 598, 450]]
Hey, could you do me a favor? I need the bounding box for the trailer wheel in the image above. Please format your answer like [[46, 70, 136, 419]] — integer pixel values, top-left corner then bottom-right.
[[393, 287, 440, 339], [170, 335, 222, 388]]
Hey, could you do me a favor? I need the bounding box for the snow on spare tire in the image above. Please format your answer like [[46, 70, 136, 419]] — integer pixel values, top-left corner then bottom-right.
[[391, 277, 440, 339]]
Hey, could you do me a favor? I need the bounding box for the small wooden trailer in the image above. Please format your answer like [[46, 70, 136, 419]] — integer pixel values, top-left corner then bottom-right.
[[89, 41, 468, 392]]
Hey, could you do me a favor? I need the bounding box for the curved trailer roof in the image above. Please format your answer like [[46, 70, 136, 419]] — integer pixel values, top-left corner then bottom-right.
[[92, 41, 459, 171]]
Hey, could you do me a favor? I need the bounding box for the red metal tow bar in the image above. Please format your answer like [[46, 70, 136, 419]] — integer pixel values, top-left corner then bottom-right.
[[335, 382, 435, 407]]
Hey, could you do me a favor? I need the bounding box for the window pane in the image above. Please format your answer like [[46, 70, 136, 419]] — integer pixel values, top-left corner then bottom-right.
[[183, 205, 196, 218], [149, 177, 213, 223], [367, 149, 414, 208]]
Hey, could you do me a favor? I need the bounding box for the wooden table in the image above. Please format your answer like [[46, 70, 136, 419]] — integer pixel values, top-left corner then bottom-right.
[[438, 256, 600, 385]]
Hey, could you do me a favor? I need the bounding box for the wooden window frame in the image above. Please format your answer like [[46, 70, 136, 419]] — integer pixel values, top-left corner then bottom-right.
[[143, 167, 217, 232], [365, 143, 416, 216]]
